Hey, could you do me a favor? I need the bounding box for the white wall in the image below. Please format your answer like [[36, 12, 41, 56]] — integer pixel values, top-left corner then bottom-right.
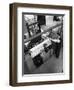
[[0, 0, 74, 90]]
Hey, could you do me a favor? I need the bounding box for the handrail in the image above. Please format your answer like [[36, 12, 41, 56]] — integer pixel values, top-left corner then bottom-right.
[[24, 22, 63, 43]]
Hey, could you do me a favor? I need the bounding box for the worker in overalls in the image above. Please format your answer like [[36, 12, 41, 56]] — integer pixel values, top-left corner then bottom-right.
[[49, 31, 61, 58]]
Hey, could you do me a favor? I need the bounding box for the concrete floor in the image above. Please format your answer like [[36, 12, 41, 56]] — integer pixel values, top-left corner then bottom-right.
[[33, 48, 63, 74], [24, 48, 63, 74]]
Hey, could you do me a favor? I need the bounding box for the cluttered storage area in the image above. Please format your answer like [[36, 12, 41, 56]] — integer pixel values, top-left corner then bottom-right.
[[23, 14, 63, 75]]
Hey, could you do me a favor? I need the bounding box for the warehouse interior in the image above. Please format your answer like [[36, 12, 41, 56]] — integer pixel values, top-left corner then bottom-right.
[[22, 14, 63, 75]]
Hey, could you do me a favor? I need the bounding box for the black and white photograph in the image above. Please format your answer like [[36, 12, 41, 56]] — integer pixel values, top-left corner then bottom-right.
[[22, 13, 63, 75]]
